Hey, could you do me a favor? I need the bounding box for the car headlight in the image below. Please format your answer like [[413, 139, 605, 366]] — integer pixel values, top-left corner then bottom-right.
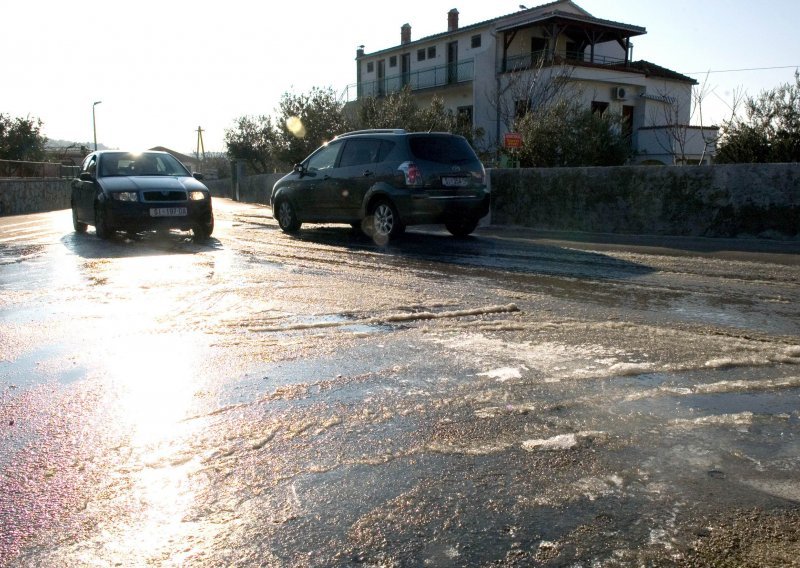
[[111, 192, 139, 202], [189, 191, 207, 201]]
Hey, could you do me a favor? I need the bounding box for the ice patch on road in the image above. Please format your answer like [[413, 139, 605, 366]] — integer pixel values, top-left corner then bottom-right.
[[521, 431, 607, 452], [671, 412, 755, 428], [477, 367, 523, 382]]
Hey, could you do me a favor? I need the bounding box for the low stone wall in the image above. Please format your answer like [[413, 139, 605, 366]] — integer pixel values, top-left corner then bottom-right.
[[3, 166, 798, 239], [202, 173, 285, 205], [490, 163, 800, 238], [0, 178, 71, 216]]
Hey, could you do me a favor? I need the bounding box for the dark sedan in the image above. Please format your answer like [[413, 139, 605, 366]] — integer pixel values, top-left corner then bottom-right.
[[71, 150, 214, 240]]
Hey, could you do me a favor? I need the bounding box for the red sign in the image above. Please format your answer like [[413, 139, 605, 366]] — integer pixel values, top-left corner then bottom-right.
[[504, 132, 523, 149]]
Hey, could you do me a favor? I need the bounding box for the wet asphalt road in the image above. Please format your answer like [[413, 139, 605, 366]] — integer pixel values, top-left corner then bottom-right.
[[1, 199, 799, 567]]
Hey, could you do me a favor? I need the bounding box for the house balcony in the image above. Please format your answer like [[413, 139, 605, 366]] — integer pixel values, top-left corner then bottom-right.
[[500, 49, 626, 73], [344, 59, 474, 102]]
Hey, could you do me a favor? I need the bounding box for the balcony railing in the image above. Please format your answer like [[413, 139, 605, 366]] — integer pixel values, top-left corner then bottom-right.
[[343, 59, 474, 102], [501, 49, 626, 73]]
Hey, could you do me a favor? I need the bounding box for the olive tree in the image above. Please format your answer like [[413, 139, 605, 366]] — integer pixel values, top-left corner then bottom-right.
[[717, 71, 800, 163]]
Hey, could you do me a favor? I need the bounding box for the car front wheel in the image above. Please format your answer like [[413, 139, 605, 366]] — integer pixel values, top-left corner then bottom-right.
[[276, 199, 301, 233], [72, 204, 87, 233], [94, 203, 112, 239], [193, 214, 215, 242]]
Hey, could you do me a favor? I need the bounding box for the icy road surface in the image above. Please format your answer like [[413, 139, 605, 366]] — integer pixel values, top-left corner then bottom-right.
[[1, 199, 799, 566]]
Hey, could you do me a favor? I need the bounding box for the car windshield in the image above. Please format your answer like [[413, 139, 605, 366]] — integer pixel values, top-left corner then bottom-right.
[[99, 152, 190, 177], [408, 135, 477, 165]]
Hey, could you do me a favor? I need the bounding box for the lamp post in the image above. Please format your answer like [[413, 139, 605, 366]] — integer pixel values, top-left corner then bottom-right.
[[92, 101, 102, 151]]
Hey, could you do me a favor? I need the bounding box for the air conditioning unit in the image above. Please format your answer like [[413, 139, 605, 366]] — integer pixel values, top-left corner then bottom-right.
[[613, 86, 627, 100]]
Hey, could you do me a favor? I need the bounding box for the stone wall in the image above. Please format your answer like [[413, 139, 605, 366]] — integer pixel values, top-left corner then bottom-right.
[[202, 173, 285, 205], [490, 163, 800, 238], [2, 165, 798, 240], [0, 178, 71, 216]]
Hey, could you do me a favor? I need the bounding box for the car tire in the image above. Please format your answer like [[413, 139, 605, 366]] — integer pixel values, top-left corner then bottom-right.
[[276, 198, 301, 233], [72, 204, 87, 233], [193, 214, 214, 242], [370, 199, 404, 242], [94, 203, 112, 239], [445, 217, 479, 238]]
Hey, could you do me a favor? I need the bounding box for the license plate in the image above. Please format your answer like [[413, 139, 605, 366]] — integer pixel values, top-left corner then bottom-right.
[[150, 207, 187, 217], [442, 176, 469, 187]]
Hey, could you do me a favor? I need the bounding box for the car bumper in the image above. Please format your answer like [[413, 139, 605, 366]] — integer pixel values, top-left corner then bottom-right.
[[105, 200, 213, 231], [396, 191, 490, 225]]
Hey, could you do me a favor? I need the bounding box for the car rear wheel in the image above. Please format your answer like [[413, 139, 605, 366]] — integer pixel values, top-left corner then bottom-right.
[[94, 203, 112, 239], [445, 217, 479, 237], [276, 198, 301, 233], [370, 199, 404, 242], [72, 204, 87, 233]]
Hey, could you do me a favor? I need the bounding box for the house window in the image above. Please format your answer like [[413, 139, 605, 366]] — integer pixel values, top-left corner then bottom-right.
[[531, 37, 547, 54], [566, 41, 582, 60], [427, 46, 436, 59], [457, 106, 473, 127], [515, 99, 531, 120], [366, 61, 374, 73], [471, 34, 481, 48], [417, 48, 426, 61], [591, 101, 609, 116], [389, 55, 397, 67]]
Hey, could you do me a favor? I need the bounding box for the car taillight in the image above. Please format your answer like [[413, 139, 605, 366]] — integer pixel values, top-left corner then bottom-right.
[[398, 161, 423, 187]]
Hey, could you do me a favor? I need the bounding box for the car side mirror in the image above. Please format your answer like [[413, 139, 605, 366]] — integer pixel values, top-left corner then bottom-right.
[[79, 172, 94, 181], [192, 172, 205, 180]]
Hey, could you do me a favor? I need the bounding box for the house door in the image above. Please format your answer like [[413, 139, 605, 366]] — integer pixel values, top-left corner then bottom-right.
[[377, 60, 385, 96], [622, 105, 634, 141], [401, 53, 410, 88], [447, 41, 458, 84]]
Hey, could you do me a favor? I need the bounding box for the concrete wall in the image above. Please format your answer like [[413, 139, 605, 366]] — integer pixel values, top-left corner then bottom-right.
[[0, 178, 71, 216], [490, 163, 800, 238], [2, 165, 798, 239]]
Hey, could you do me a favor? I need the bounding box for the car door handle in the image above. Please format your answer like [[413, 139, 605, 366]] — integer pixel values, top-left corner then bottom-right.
[[363, 170, 374, 177]]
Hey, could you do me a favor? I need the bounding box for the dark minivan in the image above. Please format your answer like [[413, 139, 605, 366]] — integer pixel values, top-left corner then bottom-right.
[[270, 129, 489, 241]]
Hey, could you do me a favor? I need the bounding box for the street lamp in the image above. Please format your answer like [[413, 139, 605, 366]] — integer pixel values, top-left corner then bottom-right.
[[92, 101, 102, 151]]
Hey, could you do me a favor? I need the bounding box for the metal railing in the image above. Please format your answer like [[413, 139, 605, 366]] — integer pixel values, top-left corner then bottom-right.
[[501, 49, 626, 73], [0, 159, 80, 179], [343, 59, 474, 102]]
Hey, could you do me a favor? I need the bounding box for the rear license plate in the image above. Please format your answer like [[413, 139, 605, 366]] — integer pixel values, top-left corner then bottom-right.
[[150, 207, 187, 217], [442, 177, 469, 187]]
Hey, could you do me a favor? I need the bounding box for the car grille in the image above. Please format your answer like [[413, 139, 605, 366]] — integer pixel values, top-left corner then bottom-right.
[[142, 190, 187, 202]]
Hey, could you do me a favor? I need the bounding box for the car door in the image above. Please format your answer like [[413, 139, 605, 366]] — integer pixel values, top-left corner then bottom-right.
[[333, 138, 383, 219], [292, 141, 343, 220], [74, 153, 98, 222]]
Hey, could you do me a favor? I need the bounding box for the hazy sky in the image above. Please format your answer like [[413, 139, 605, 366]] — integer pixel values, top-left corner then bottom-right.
[[3, 0, 798, 154]]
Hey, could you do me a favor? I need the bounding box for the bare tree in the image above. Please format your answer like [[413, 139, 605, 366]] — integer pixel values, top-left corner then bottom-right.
[[647, 74, 718, 164]]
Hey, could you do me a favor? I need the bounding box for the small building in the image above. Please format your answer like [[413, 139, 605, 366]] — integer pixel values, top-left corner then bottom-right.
[[346, 0, 718, 164]]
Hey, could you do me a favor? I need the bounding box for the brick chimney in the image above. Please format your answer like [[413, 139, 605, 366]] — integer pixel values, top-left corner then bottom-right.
[[448, 8, 459, 32], [401, 23, 411, 45]]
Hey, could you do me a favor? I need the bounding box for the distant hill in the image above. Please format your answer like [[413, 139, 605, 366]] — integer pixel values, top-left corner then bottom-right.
[[46, 139, 113, 151]]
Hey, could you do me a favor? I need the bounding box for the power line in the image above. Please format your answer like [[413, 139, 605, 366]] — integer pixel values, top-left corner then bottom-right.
[[683, 65, 800, 75]]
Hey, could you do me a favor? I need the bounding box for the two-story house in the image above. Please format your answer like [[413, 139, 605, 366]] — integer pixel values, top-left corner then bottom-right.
[[346, 0, 718, 165]]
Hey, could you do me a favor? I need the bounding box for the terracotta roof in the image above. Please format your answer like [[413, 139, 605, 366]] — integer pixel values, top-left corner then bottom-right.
[[362, 0, 643, 58], [627, 60, 698, 84]]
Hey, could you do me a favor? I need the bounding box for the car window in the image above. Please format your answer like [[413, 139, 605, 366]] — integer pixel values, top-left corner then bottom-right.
[[408, 135, 477, 164], [306, 142, 342, 172], [339, 139, 381, 168], [377, 140, 396, 162], [84, 155, 97, 175]]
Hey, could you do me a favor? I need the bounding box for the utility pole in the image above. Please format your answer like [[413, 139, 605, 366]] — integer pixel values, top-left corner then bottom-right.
[[195, 126, 206, 169], [93, 101, 102, 151]]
